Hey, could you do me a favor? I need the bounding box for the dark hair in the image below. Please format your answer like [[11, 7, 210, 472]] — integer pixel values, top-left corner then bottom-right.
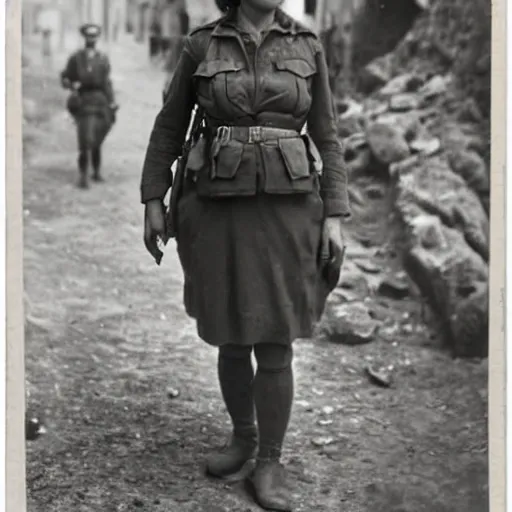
[[215, 0, 241, 12]]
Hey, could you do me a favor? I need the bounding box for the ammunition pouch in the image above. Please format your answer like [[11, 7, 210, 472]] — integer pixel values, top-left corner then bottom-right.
[[185, 126, 323, 198]]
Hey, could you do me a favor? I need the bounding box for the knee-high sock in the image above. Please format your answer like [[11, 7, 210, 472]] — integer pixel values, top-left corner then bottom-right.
[[218, 344, 256, 440], [253, 344, 294, 461]]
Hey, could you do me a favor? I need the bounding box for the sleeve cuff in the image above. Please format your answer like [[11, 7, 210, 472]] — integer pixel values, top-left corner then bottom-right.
[[140, 182, 170, 204], [323, 198, 351, 218]]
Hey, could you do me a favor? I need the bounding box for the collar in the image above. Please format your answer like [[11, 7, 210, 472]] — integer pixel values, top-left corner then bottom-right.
[[78, 47, 100, 61], [236, 8, 276, 37]]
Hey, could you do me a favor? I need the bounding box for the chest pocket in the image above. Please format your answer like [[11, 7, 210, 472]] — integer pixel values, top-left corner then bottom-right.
[[274, 58, 316, 116], [193, 59, 246, 116], [76, 55, 105, 89]]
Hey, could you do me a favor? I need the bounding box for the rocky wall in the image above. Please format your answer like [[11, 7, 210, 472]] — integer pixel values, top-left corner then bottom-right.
[[334, 42, 490, 357]]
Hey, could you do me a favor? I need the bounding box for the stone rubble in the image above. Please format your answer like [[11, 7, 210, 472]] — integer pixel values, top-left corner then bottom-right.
[[328, 60, 489, 358]]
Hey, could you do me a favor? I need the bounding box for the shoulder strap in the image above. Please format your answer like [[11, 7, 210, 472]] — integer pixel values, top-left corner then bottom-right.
[[189, 15, 224, 38], [190, 104, 205, 142]]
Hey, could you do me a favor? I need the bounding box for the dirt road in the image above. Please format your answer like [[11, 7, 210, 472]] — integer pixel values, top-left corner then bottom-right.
[[23, 41, 488, 512]]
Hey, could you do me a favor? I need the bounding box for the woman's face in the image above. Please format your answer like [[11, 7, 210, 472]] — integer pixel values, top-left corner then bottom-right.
[[242, 0, 283, 13]]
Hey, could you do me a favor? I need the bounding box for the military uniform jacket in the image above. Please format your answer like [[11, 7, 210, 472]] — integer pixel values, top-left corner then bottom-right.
[[61, 49, 115, 114], [140, 7, 350, 218]]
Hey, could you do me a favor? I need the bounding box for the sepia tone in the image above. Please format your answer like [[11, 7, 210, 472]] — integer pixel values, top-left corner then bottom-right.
[[17, 0, 495, 511]]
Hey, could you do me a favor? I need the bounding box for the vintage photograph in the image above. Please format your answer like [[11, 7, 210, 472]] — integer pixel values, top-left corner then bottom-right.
[[21, 0, 491, 510]]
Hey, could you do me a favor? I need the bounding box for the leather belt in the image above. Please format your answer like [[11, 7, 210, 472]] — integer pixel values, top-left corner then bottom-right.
[[78, 87, 103, 94], [213, 126, 300, 144]]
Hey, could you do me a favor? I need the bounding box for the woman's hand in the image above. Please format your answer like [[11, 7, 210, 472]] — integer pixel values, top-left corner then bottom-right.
[[144, 199, 168, 265], [62, 78, 80, 91], [321, 216, 346, 268]]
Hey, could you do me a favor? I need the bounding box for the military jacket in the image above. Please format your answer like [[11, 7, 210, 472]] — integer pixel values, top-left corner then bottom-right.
[[140, 7, 350, 217], [61, 49, 115, 112]]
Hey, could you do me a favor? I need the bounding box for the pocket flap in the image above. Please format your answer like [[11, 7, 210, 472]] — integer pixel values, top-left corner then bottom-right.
[[193, 59, 243, 78], [214, 140, 245, 179], [275, 59, 316, 78], [278, 138, 310, 180]]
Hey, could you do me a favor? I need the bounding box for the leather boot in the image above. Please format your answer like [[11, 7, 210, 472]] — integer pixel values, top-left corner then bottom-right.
[[248, 460, 293, 511], [78, 171, 89, 189], [78, 152, 88, 189], [92, 169, 104, 182], [91, 149, 103, 182], [206, 429, 257, 478]]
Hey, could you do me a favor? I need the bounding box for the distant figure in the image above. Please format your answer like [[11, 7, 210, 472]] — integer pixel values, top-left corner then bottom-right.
[[60, 24, 118, 188], [112, 16, 120, 42], [179, 6, 190, 35], [37, 6, 61, 64], [149, 18, 162, 61], [162, 4, 190, 102], [41, 28, 52, 57]]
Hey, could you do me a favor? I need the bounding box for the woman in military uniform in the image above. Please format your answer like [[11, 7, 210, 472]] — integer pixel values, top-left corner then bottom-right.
[[141, 1, 350, 510], [61, 23, 118, 188]]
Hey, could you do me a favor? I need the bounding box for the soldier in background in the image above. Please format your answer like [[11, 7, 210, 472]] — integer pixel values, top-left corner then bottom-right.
[[149, 17, 162, 62], [37, 5, 61, 66], [41, 28, 53, 58], [161, 1, 191, 102], [179, 5, 190, 35], [60, 24, 118, 188]]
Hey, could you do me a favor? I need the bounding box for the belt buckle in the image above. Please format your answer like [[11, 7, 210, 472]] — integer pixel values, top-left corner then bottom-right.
[[248, 126, 263, 144], [216, 126, 231, 146]]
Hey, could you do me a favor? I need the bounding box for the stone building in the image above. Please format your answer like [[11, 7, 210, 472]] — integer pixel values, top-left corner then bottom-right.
[[22, 0, 129, 47], [71, 0, 128, 41]]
